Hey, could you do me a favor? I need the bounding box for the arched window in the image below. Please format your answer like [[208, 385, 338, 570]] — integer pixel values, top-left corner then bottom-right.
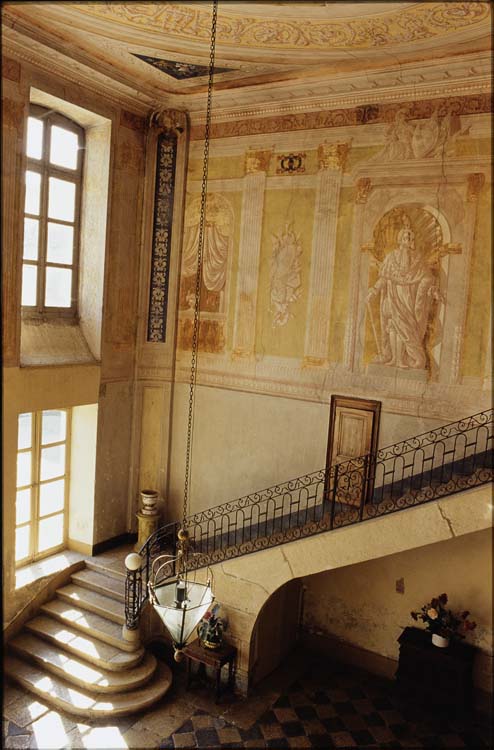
[[22, 105, 84, 315]]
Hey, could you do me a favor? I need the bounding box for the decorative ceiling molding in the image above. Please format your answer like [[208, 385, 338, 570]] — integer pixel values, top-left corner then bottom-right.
[[71, 2, 490, 52]]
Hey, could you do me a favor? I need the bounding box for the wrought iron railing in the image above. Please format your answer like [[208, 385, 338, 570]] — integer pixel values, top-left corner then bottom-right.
[[125, 410, 493, 629]]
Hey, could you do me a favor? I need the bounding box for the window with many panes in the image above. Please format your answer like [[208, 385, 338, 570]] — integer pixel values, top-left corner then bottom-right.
[[22, 105, 84, 315], [16, 410, 70, 565]]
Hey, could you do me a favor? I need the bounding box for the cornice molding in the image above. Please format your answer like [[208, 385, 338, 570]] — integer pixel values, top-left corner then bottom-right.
[[1, 32, 154, 117], [190, 92, 492, 141]]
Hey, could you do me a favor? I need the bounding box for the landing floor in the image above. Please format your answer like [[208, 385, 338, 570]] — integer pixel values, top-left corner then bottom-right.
[[4, 646, 491, 749]]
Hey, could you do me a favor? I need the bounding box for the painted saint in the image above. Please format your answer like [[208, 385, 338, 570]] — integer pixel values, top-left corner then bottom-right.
[[366, 216, 441, 370]]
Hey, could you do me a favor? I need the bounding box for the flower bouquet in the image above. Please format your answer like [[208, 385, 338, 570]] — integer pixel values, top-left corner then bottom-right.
[[197, 603, 228, 650], [411, 593, 476, 646]]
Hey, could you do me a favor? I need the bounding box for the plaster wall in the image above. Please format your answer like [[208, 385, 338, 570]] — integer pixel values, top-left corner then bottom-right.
[[165, 382, 445, 524], [152, 96, 492, 526], [2, 54, 146, 614], [301, 528, 493, 690], [204, 484, 491, 683]]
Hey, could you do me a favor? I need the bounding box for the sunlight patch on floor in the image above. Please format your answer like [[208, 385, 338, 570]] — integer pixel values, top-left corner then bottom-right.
[[75, 725, 128, 748], [30, 711, 71, 750]]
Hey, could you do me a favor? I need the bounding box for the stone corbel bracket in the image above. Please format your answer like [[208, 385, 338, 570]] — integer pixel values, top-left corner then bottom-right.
[[148, 107, 189, 135]]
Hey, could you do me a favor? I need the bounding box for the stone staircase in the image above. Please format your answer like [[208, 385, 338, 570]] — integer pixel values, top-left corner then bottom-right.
[[4, 558, 172, 718]]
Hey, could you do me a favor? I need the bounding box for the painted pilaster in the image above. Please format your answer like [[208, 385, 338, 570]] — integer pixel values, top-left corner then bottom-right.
[[441, 173, 485, 385], [232, 149, 271, 358], [2, 86, 25, 366], [303, 143, 349, 366], [343, 177, 372, 371]]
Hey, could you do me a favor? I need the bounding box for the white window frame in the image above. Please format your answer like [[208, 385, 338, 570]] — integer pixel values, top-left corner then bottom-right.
[[15, 409, 71, 567], [22, 104, 84, 318]]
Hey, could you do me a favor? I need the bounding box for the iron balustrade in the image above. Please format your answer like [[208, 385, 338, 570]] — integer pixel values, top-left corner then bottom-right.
[[125, 409, 493, 629]]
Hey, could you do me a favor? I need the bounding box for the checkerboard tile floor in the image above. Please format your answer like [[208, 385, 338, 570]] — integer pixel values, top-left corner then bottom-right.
[[159, 660, 491, 749]]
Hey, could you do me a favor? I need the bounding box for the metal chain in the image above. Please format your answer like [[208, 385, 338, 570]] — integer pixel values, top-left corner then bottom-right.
[[182, 0, 218, 532]]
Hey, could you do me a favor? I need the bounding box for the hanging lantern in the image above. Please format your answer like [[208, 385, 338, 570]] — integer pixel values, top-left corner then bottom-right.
[[148, 530, 214, 660], [148, 0, 218, 658]]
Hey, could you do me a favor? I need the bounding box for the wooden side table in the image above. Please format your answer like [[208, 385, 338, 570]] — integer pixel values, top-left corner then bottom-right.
[[396, 627, 475, 712], [183, 639, 237, 703]]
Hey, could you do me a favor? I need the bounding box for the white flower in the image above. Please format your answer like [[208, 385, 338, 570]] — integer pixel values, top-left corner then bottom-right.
[[427, 608, 438, 620]]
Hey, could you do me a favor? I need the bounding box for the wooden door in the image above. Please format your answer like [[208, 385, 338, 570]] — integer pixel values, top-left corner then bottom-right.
[[326, 396, 381, 507]]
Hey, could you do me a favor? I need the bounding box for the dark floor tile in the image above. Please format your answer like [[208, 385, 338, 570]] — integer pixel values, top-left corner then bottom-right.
[[260, 710, 278, 725], [266, 739, 289, 749], [420, 736, 442, 748], [194, 727, 220, 747], [321, 717, 345, 733], [459, 731, 489, 748], [373, 697, 395, 710], [294, 706, 318, 721], [273, 695, 292, 708], [347, 687, 366, 700], [240, 725, 264, 742], [312, 691, 330, 705], [159, 739, 175, 750], [7, 723, 29, 737], [280, 721, 306, 738], [175, 720, 194, 734], [350, 729, 377, 745], [364, 712, 386, 726], [308, 734, 333, 748], [389, 723, 412, 739], [332, 701, 357, 715]]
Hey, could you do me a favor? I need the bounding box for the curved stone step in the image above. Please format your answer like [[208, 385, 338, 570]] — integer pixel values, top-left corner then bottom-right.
[[85, 559, 126, 581], [56, 584, 125, 624], [71, 568, 125, 602], [25, 615, 144, 671], [10, 633, 156, 694], [5, 655, 173, 718], [41, 599, 136, 653]]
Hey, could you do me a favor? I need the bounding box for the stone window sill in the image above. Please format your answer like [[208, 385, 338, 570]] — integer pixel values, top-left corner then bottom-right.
[[15, 549, 85, 590]]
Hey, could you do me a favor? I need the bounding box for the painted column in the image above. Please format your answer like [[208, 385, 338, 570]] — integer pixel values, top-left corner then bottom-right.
[[343, 177, 372, 371], [232, 149, 271, 358], [441, 173, 485, 385], [303, 143, 349, 366]]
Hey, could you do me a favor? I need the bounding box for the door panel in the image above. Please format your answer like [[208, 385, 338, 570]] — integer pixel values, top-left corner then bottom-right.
[[333, 408, 374, 465], [326, 396, 381, 507]]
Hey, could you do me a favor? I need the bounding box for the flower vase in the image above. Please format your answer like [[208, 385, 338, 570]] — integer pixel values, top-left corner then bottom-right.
[[200, 636, 222, 650], [432, 633, 449, 648]]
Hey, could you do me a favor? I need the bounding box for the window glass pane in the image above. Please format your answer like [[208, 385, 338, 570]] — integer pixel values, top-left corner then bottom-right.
[[18, 413, 32, 450], [41, 410, 66, 445], [47, 223, 73, 265], [39, 480, 65, 517], [16, 525, 31, 561], [40, 444, 65, 481], [16, 489, 32, 525], [25, 171, 41, 215], [17, 450, 32, 487], [48, 177, 76, 222], [27, 117, 43, 159], [22, 264, 37, 306], [23, 218, 39, 260], [38, 514, 64, 553], [50, 125, 78, 169], [45, 267, 72, 308]]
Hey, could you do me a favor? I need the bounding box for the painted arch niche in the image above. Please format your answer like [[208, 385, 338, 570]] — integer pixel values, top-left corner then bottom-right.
[[364, 204, 451, 380], [179, 193, 234, 354]]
